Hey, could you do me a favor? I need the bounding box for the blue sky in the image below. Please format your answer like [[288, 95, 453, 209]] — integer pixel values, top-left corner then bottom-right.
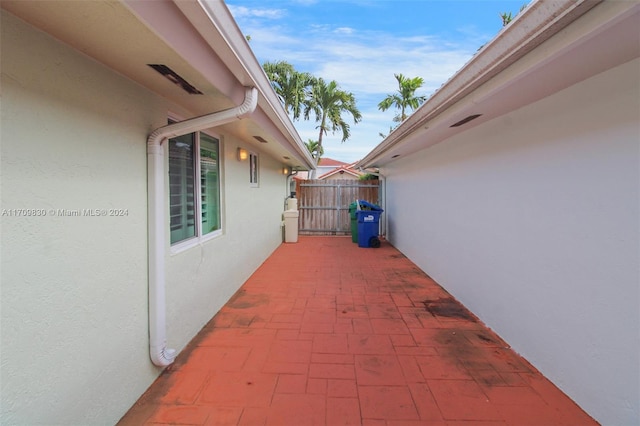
[[227, 0, 527, 163]]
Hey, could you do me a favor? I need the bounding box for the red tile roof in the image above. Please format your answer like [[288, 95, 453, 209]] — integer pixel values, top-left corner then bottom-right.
[[317, 157, 348, 167], [317, 165, 363, 180]]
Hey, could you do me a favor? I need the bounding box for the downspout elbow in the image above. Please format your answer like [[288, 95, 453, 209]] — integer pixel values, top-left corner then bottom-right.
[[147, 86, 257, 367], [150, 345, 176, 367], [147, 87, 257, 148]]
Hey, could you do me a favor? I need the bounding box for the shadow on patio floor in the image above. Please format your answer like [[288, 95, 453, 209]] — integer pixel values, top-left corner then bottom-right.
[[119, 236, 597, 425]]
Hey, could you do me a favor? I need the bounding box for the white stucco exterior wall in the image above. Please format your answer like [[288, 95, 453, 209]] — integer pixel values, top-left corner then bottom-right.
[[165, 137, 288, 351], [1, 12, 159, 424], [382, 58, 639, 425], [1, 12, 289, 424]]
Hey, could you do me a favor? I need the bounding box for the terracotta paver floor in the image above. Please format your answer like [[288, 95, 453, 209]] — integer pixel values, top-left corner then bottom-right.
[[119, 237, 597, 425]]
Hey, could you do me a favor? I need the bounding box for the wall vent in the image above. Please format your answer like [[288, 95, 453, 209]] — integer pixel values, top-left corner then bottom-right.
[[253, 136, 268, 143], [148, 64, 203, 95], [450, 114, 482, 127]]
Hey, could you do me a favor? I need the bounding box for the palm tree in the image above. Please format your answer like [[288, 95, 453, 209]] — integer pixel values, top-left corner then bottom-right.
[[304, 78, 362, 153], [500, 11, 514, 26], [304, 139, 324, 162], [500, 4, 528, 26], [379, 125, 394, 139], [262, 61, 315, 121], [378, 73, 426, 123]]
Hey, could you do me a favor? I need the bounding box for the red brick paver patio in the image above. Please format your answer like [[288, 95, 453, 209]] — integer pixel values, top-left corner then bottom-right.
[[119, 237, 597, 425]]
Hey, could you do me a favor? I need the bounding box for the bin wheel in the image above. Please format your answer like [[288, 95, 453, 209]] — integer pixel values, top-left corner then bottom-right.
[[369, 236, 381, 248]]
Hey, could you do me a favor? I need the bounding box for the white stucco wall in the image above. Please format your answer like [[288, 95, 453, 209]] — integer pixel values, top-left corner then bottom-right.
[[165, 137, 288, 351], [382, 58, 639, 425], [1, 12, 289, 424]]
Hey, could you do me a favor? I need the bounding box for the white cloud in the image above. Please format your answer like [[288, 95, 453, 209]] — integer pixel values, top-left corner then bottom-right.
[[229, 4, 494, 162], [286, 32, 474, 108], [334, 27, 355, 35], [245, 25, 475, 95], [226, 5, 285, 20]]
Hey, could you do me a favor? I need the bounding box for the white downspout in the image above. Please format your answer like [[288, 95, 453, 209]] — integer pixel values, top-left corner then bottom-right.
[[286, 170, 298, 198], [147, 86, 258, 367]]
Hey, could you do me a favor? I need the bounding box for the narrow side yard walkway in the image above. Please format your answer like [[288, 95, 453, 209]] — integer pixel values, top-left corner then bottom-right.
[[119, 237, 597, 425]]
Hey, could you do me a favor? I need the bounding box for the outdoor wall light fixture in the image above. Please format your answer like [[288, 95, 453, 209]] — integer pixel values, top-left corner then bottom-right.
[[237, 148, 248, 161], [282, 166, 290, 175]]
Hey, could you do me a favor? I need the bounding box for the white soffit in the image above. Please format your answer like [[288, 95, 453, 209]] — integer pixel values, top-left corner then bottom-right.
[[1, 0, 315, 170], [2, 0, 231, 112]]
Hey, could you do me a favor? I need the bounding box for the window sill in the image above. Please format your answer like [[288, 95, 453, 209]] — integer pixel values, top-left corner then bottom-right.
[[170, 229, 223, 255]]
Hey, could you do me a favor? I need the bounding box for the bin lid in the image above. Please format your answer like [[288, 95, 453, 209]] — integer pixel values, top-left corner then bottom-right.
[[283, 210, 299, 218], [357, 200, 383, 212]]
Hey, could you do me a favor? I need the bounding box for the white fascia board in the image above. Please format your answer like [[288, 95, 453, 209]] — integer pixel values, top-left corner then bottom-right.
[[172, 0, 316, 170], [357, 0, 603, 169]]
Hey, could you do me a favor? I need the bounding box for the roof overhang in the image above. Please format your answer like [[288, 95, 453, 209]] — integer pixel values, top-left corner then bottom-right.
[[358, 0, 640, 169], [1, 0, 316, 170]]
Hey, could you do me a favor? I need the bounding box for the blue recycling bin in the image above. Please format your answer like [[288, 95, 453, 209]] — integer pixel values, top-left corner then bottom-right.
[[355, 200, 383, 248]]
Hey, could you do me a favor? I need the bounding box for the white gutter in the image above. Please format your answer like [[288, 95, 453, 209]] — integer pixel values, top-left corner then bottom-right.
[[172, 0, 316, 171], [147, 86, 258, 367]]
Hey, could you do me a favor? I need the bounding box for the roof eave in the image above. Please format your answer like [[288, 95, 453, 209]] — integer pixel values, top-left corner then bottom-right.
[[174, 0, 316, 170], [357, 0, 603, 169]]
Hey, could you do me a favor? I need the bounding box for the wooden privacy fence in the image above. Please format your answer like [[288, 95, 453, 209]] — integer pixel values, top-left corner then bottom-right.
[[295, 179, 380, 235]]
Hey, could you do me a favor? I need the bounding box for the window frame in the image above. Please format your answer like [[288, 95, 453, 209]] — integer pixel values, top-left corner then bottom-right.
[[249, 151, 259, 188], [168, 126, 223, 254], [199, 133, 222, 237], [168, 132, 197, 245]]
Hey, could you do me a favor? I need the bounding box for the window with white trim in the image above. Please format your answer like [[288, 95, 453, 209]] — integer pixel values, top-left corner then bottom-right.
[[168, 131, 221, 245], [249, 152, 259, 187]]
